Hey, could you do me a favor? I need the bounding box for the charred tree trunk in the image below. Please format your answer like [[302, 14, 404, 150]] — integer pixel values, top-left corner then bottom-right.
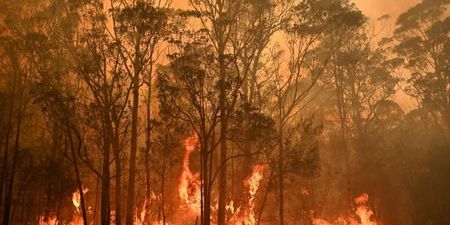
[[2, 105, 23, 225], [68, 130, 89, 225], [0, 72, 16, 212], [161, 139, 167, 225], [101, 111, 112, 225], [278, 122, 285, 225], [200, 130, 211, 225], [126, 71, 140, 225], [144, 62, 153, 224], [112, 125, 122, 225], [334, 70, 352, 205], [218, 51, 227, 225], [257, 168, 274, 225]]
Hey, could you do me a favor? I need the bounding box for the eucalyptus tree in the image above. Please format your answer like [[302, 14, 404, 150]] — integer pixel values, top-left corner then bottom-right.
[[0, 1, 60, 223], [187, 1, 246, 223], [158, 40, 224, 225], [187, 0, 285, 223], [393, 0, 450, 142], [108, 2, 172, 224], [0, 28, 41, 225], [226, 1, 293, 205], [323, 24, 399, 207], [267, 1, 365, 224], [390, 0, 450, 222], [333, 33, 398, 151], [57, 1, 132, 224]]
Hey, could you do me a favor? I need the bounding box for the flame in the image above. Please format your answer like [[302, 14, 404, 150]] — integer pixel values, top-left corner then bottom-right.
[[37, 188, 89, 225], [127, 191, 174, 225], [226, 200, 235, 214], [38, 187, 171, 225], [72, 187, 89, 214], [300, 186, 310, 196], [35, 134, 386, 225], [38, 214, 58, 225], [133, 197, 147, 225], [229, 164, 265, 225], [68, 188, 89, 225], [312, 193, 382, 225], [178, 134, 201, 215], [176, 134, 266, 225]]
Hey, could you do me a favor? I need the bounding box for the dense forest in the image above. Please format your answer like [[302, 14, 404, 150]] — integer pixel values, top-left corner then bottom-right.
[[0, 0, 449, 225]]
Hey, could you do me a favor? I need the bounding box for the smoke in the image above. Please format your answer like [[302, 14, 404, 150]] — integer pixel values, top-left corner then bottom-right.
[[352, 0, 421, 20]]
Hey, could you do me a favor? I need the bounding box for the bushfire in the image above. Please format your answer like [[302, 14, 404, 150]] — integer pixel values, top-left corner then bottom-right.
[[312, 194, 381, 225], [178, 134, 201, 215], [36, 136, 382, 225]]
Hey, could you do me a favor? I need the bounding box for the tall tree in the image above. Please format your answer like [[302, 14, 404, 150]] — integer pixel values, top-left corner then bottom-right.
[[0, 1, 53, 222], [58, 1, 130, 223], [110, 2, 171, 224], [326, 25, 399, 203], [269, 1, 364, 224], [158, 42, 221, 225], [188, 1, 264, 223], [393, 0, 450, 142]]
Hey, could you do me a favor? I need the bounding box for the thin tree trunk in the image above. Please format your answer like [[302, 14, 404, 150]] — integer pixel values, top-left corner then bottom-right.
[[216, 2, 229, 222], [112, 125, 122, 225], [217, 50, 227, 225], [278, 122, 285, 225], [249, 51, 261, 104], [161, 141, 167, 225], [2, 101, 23, 225], [94, 176, 101, 225], [0, 73, 16, 210], [257, 169, 274, 225], [68, 130, 89, 225], [19, 190, 25, 224], [126, 72, 140, 225], [144, 62, 153, 224], [334, 72, 352, 205], [101, 111, 112, 225], [200, 129, 211, 225]]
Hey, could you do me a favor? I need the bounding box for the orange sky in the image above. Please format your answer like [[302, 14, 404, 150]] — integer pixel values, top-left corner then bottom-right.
[[168, 0, 421, 111], [352, 0, 420, 20], [171, 0, 421, 21], [351, 0, 421, 111]]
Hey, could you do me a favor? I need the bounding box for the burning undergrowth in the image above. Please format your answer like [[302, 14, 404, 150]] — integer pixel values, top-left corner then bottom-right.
[[36, 136, 382, 225]]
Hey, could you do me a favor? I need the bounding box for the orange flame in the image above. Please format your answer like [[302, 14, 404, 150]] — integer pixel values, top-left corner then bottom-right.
[[300, 186, 310, 196], [38, 188, 89, 225], [178, 134, 201, 215], [68, 188, 89, 225], [133, 197, 147, 225], [38, 214, 58, 225], [312, 193, 381, 225], [72, 187, 89, 214], [229, 164, 265, 225], [131, 192, 173, 225]]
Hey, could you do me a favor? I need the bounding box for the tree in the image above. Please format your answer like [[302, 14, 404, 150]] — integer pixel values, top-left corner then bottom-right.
[[393, 0, 450, 142], [0, 2, 52, 222], [34, 79, 90, 225], [268, 1, 365, 224], [325, 24, 399, 201], [187, 1, 245, 224], [110, 2, 171, 224], [158, 40, 222, 225], [58, 2, 130, 224]]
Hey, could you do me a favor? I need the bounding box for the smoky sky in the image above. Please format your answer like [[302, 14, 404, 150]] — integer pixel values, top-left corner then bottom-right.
[[172, 0, 421, 20], [353, 0, 421, 19], [169, 0, 422, 111]]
